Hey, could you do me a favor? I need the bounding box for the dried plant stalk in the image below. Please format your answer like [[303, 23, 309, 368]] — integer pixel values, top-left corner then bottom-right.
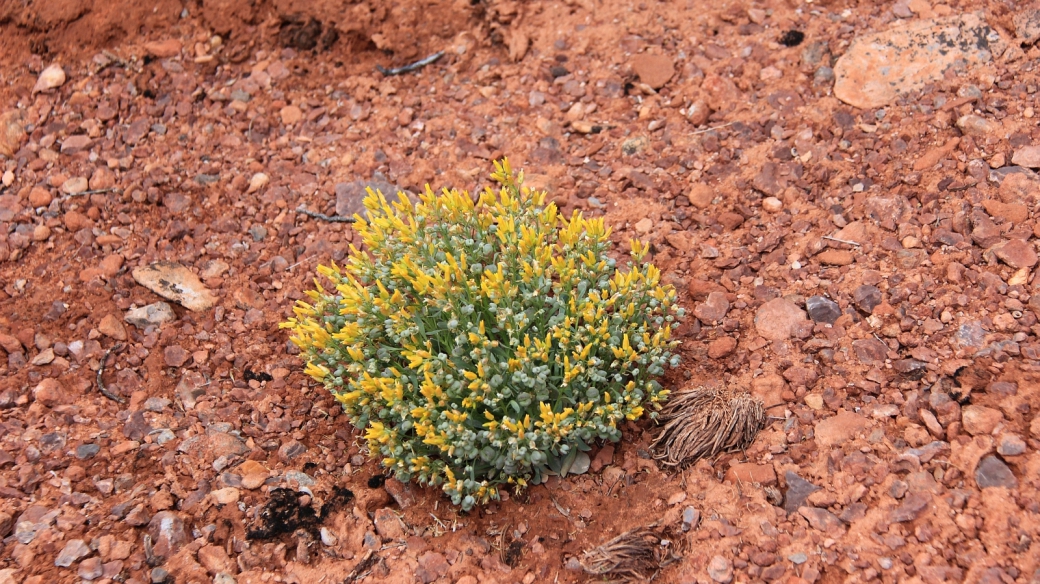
[[579, 527, 663, 581], [650, 387, 765, 468]]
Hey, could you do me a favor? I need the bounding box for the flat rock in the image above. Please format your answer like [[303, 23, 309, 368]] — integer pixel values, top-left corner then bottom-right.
[[61, 135, 92, 154], [631, 53, 674, 89], [835, 13, 1004, 108], [852, 338, 888, 363], [1012, 145, 1040, 168], [975, 455, 1017, 489], [98, 314, 127, 340], [707, 336, 737, 359], [197, 544, 233, 575], [55, 538, 90, 567], [694, 291, 729, 322], [725, 463, 776, 486], [815, 412, 869, 447], [853, 285, 882, 313], [798, 507, 845, 536], [817, 249, 854, 266], [416, 551, 450, 584], [34, 64, 66, 93], [755, 298, 808, 341], [374, 508, 406, 540], [962, 405, 1004, 436], [125, 302, 176, 328], [143, 39, 183, 57], [132, 262, 217, 311], [783, 471, 820, 514], [708, 555, 733, 583], [994, 239, 1038, 268]]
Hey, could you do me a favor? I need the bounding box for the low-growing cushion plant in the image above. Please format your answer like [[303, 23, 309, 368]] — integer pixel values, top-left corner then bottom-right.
[[283, 160, 683, 510]]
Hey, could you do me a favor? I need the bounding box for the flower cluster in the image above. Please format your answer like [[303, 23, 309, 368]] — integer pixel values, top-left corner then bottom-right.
[[282, 160, 683, 510]]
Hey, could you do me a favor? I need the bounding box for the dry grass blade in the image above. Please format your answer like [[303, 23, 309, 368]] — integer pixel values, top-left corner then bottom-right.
[[579, 527, 662, 581], [650, 387, 766, 468]]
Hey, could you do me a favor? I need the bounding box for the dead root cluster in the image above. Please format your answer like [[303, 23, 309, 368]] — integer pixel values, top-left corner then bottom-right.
[[578, 524, 681, 582], [649, 386, 766, 468]]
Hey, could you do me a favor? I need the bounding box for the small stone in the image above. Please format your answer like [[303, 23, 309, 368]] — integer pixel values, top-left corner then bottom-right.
[[62, 176, 88, 195], [238, 461, 270, 490], [630, 53, 675, 89], [60, 135, 93, 154], [1014, 9, 1040, 43], [247, 173, 269, 193], [280, 105, 303, 125], [686, 100, 710, 125], [853, 285, 883, 313], [28, 187, 53, 207], [755, 298, 808, 341], [783, 471, 820, 514], [132, 262, 217, 311], [31, 348, 55, 366], [817, 249, 854, 266], [724, 463, 777, 485], [815, 412, 869, 447], [89, 167, 116, 190], [210, 488, 240, 505], [687, 184, 713, 208], [55, 539, 91, 567], [75, 444, 100, 460], [805, 296, 841, 324], [962, 405, 1004, 436], [994, 239, 1038, 269], [197, 545, 233, 575], [98, 314, 128, 340], [956, 114, 1001, 137], [634, 217, 653, 234], [852, 338, 888, 364], [707, 336, 737, 359], [374, 508, 406, 540], [695, 291, 730, 322], [888, 492, 932, 522], [78, 557, 103, 580], [143, 39, 183, 57], [148, 511, 188, 559], [718, 212, 744, 230], [982, 200, 1029, 225], [150, 567, 170, 584], [681, 506, 700, 531], [804, 394, 824, 410], [799, 507, 845, 536], [163, 345, 190, 367], [621, 136, 648, 156], [278, 440, 306, 462], [708, 555, 733, 583], [761, 197, 783, 213], [125, 302, 176, 328], [1012, 145, 1040, 168], [32, 378, 65, 407], [975, 456, 1017, 489], [416, 551, 450, 584], [31, 224, 50, 241], [997, 434, 1026, 456], [34, 64, 67, 93]]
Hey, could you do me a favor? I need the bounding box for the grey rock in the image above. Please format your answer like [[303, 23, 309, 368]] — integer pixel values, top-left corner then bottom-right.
[[853, 285, 882, 313], [708, 555, 733, 583], [788, 553, 807, 564], [976, 455, 1018, 488], [335, 176, 399, 218], [997, 434, 1026, 456], [55, 539, 91, 567], [805, 295, 840, 324], [783, 471, 820, 514], [681, 506, 700, 532], [75, 443, 101, 460], [144, 397, 171, 412], [148, 511, 188, 559]]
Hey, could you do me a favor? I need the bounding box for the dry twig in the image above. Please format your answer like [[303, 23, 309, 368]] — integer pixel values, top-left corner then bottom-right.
[[649, 387, 765, 468], [97, 343, 126, 403], [376, 51, 445, 76], [295, 205, 356, 223]]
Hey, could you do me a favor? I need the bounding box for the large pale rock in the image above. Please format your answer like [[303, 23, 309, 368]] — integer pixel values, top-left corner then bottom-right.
[[815, 412, 869, 447], [834, 13, 1004, 108], [0, 110, 26, 157], [132, 262, 217, 311], [631, 54, 675, 89], [755, 298, 808, 341]]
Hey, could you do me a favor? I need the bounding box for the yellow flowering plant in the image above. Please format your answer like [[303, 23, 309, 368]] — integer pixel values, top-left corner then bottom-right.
[[282, 160, 683, 510]]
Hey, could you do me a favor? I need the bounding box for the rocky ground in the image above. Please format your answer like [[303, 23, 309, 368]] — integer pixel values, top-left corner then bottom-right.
[[1, 0, 1040, 583]]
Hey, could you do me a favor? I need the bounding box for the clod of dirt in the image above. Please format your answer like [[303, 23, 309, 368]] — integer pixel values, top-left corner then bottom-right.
[[279, 15, 339, 51], [247, 486, 354, 540], [650, 387, 766, 468]]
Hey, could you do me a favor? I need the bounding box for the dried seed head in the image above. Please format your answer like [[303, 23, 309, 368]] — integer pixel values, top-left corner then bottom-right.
[[649, 386, 766, 468]]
